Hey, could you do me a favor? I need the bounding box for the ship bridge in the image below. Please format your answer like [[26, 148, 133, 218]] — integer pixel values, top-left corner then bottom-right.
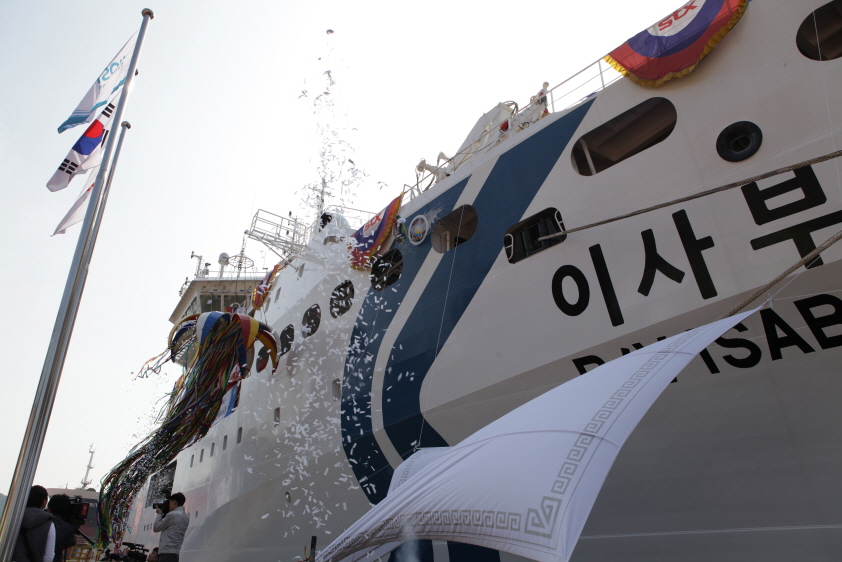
[[169, 254, 265, 325]]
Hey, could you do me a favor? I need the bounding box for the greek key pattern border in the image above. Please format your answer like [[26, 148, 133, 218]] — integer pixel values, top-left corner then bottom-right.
[[322, 331, 698, 559], [522, 330, 696, 543]]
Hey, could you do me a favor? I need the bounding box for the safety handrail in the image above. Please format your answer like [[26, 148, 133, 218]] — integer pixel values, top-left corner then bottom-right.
[[405, 58, 622, 200]]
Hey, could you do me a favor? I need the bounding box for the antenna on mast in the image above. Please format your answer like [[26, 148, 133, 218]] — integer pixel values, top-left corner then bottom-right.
[[80, 444, 95, 489], [308, 178, 333, 222]]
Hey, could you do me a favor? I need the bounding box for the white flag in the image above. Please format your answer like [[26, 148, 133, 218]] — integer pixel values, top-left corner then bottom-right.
[[53, 174, 96, 235], [57, 32, 137, 134], [47, 103, 115, 192]]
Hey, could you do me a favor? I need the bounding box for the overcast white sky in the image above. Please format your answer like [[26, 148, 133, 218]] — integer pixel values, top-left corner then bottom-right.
[[0, 0, 682, 494]]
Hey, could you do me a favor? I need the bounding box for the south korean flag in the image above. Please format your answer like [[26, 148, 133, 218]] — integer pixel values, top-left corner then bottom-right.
[[47, 103, 115, 192]]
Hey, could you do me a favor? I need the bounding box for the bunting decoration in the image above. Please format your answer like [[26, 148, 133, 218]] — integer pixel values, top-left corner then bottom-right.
[[604, 0, 748, 87], [97, 312, 278, 547], [252, 263, 282, 310], [349, 194, 402, 269]]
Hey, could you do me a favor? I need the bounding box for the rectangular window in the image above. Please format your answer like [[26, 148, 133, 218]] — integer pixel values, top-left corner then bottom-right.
[[224, 294, 245, 309], [201, 293, 223, 312], [571, 97, 676, 176], [223, 435, 228, 450], [190, 455, 194, 468], [505, 208, 566, 264], [273, 407, 281, 427], [210, 443, 215, 457], [237, 427, 243, 444], [187, 297, 201, 316], [200, 449, 204, 462]]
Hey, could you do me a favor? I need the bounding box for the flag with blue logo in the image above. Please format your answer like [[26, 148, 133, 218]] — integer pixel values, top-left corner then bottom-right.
[[47, 103, 115, 191], [57, 32, 137, 134]]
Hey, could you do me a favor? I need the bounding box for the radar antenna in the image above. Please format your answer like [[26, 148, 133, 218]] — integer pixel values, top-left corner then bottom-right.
[[80, 444, 95, 489]]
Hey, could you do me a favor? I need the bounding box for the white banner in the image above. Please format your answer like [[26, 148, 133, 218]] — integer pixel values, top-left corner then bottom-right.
[[53, 174, 96, 235], [57, 32, 137, 133], [319, 309, 759, 562]]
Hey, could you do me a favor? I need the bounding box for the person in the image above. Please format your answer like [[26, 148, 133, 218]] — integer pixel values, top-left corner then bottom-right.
[[12, 485, 55, 562], [152, 492, 189, 562], [46, 494, 78, 562]]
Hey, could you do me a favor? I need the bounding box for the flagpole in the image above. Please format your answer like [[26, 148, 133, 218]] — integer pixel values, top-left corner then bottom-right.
[[0, 10, 152, 562]]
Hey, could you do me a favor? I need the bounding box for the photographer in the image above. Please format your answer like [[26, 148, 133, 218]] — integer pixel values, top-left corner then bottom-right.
[[46, 495, 78, 562], [151, 493, 189, 562]]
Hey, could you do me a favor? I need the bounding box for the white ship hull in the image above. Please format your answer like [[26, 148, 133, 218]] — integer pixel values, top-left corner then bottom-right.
[[125, 1, 842, 559]]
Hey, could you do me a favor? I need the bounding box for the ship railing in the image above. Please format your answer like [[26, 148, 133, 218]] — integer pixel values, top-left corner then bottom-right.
[[404, 57, 622, 201], [193, 268, 266, 280], [246, 209, 310, 259], [324, 205, 377, 230]]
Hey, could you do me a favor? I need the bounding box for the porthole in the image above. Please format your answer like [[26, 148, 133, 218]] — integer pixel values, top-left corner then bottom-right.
[[796, 0, 842, 61], [330, 281, 355, 318], [256, 346, 270, 373], [302, 304, 321, 338], [279, 324, 294, 356], [716, 121, 762, 162], [370, 249, 403, 291], [571, 98, 676, 176], [430, 205, 478, 253]]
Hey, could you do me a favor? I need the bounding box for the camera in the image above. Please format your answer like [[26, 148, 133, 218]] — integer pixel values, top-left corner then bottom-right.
[[152, 501, 170, 515], [67, 496, 89, 527]]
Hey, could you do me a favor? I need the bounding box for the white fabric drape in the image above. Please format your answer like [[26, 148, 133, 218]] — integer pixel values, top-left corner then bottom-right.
[[319, 310, 757, 562]]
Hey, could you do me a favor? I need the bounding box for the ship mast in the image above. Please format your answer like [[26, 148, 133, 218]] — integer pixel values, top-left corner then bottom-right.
[[80, 444, 95, 489]]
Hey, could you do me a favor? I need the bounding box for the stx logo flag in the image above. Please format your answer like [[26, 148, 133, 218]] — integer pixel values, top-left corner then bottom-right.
[[604, 0, 747, 87]]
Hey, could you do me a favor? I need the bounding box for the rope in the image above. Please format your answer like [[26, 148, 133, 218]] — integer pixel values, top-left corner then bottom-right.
[[717, 226, 842, 319], [538, 148, 842, 241]]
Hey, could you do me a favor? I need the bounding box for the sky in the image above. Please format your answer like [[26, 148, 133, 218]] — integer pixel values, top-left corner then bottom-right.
[[0, 0, 683, 495]]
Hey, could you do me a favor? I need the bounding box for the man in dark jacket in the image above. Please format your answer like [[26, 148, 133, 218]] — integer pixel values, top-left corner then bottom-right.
[[13, 485, 55, 562], [47, 495, 78, 562]]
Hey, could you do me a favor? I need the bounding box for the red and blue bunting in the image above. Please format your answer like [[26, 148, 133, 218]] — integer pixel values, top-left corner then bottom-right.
[[605, 0, 748, 87], [350, 194, 402, 269]]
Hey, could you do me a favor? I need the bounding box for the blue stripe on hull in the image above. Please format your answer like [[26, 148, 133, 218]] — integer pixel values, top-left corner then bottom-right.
[[342, 179, 471, 503], [383, 100, 595, 459], [341, 99, 594, 505]]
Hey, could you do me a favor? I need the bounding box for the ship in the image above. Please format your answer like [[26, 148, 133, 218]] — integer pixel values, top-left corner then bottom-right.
[[118, 1, 842, 560]]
